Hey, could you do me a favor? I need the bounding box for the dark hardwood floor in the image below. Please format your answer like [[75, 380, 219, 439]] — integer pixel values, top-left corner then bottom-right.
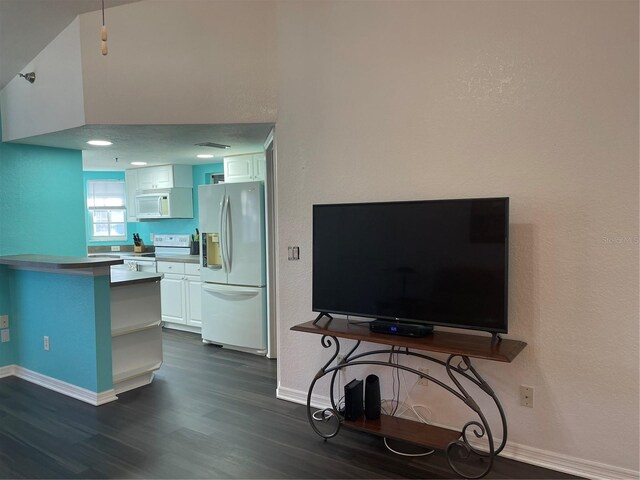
[[0, 329, 578, 479]]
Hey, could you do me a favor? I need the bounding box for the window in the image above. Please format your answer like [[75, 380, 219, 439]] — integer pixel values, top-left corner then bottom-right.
[[87, 180, 127, 241]]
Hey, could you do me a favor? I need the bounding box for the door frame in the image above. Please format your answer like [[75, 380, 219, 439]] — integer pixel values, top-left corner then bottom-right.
[[264, 127, 278, 359]]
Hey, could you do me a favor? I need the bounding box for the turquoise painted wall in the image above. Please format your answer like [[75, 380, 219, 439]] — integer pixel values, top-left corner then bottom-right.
[[0, 142, 86, 257], [11, 270, 112, 392], [1, 114, 87, 368], [84, 163, 224, 247]]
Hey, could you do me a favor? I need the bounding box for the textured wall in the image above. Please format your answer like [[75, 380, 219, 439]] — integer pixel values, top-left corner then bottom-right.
[[0, 18, 85, 142], [79, 0, 277, 126], [275, 0, 638, 473]]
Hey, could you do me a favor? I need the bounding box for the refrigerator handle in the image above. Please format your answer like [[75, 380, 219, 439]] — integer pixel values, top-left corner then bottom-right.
[[221, 194, 230, 272], [225, 193, 232, 272], [219, 195, 227, 272]]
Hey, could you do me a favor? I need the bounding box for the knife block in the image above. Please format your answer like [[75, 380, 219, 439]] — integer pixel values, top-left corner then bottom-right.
[[134, 245, 143, 253]]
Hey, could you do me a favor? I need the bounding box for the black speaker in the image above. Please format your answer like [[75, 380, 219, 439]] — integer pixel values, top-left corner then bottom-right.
[[343, 379, 364, 421], [364, 374, 381, 420]]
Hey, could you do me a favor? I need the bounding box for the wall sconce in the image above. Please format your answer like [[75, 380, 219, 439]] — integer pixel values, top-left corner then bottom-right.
[[19, 72, 36, 83]]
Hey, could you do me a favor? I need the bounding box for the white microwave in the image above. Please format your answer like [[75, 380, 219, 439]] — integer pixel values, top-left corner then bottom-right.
[[135, 188, 194, 219]]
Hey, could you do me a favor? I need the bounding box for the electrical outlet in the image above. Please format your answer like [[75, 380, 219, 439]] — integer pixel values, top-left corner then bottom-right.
[[110, 245, 121, 252], [1, 329, 9, 343], [44, 336, 50, 351], [520, 385, 534, 408], [418, 368, 429, 386], [0, 315, 8, 329]]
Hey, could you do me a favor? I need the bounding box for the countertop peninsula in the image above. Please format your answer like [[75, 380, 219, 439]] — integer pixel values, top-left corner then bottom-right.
[[0, 254, 123, 269]]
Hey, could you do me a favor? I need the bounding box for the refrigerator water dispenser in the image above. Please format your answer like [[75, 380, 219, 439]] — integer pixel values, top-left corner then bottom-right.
[[204, 233, 222, 269]]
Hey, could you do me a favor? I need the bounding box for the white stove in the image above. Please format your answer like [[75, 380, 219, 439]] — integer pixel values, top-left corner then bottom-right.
[[153, 234, 192, 257]]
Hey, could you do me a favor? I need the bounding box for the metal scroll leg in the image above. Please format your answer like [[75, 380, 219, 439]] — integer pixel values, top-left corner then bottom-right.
[[445, 355, 500, 479]]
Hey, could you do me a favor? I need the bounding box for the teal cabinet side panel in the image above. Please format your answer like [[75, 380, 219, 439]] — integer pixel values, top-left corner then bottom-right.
[[93, 274, 113, 392], [0, 266, 17, 367], [12, 270, 110, 392]]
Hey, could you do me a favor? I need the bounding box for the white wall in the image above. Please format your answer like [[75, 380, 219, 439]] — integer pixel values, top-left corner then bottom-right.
[[274, 0, 638, 476], [78, 0, 277, 125], [0, 17, 85, 142]]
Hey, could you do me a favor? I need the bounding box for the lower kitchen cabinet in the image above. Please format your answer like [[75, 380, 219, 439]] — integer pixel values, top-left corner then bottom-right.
[[158, 261, 202, 332], [110, 275, 163, 395]]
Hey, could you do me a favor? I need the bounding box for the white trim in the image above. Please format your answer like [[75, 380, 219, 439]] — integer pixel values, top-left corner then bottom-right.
[[276, 385, 639, 480], [113, 371, 155, 395], [11, 366, 118, 405], [0, 364, 16, 378]]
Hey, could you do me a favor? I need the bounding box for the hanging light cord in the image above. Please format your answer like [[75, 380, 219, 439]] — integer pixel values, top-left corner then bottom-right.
[[101, 0, 108, 55]]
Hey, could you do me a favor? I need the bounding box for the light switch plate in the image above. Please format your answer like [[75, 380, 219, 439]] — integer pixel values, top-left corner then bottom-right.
[[0, 315, 8, 329], [1, 329, 10, 343]]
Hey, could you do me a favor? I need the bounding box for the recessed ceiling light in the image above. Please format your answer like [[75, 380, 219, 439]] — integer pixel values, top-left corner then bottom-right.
[[87, 139, 113, 146], [131, 161, 147, 166], [197, 154, 214, 159]]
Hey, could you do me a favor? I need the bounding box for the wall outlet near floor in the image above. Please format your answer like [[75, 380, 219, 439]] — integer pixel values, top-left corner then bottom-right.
[[44, 336, 50, 351], [520, 385, 534, 408], [1, 329, 10, 343], [418, 368, 429, 386], [0, 315, 8, 329], [111, 245, 121, 251]]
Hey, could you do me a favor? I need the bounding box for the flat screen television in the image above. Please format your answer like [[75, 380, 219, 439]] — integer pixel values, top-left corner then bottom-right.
[[312, 197, 509, 334]]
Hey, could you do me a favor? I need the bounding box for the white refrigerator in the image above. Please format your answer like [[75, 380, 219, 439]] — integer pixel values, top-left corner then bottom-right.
[[199, 181, 267, 354]]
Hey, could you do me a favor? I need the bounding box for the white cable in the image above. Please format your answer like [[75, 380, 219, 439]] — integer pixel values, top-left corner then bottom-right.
[[383, 437, 435, 457], [381, 360, 435, 457]]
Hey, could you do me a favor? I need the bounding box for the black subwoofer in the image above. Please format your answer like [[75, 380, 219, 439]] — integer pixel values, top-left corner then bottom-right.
[[364, 374, 381, 420]]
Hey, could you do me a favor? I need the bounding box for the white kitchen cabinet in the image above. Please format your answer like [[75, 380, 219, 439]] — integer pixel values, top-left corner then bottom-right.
[[160, 273, 185, 324], [110, 276, 163, 395], [125, 169, 138, 222], [158, 261, 202, 332], [135, 164, 193, 190], [223, 153, 266, 183]]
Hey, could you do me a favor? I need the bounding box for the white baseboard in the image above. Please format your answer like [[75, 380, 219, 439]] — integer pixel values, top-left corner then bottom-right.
[[7, 366, 118, 406], [276, 385, 639, 480], [0, 364, 16, 378]]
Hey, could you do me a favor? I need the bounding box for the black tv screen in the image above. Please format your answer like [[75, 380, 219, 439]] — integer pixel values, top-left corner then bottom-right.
[[312, 197, 509, 333]]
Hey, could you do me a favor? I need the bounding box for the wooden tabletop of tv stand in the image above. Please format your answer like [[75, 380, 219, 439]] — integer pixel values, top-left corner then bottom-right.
[[291, 318, 526, 363]]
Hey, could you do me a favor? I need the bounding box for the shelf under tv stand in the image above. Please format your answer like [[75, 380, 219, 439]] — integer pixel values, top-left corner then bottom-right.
[[291, 318, 527, 479]]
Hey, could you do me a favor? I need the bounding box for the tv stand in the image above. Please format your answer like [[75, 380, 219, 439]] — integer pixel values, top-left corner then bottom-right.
[[291, 318, 527, 479]]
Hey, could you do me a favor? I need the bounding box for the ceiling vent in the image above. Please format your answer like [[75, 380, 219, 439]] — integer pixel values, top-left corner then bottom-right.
[[195, 142, 231, 149]]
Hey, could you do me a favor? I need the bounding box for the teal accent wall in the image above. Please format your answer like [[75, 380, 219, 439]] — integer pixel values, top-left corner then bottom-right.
[[0, 266, 15, 367], [11, 269, 112, 391], [84, 163, 224, 246], [1, 114, 87, 368], [0, 141, 86, 257]]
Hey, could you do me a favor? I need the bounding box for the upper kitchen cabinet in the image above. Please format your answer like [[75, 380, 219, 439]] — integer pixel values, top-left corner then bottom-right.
[[125, 169, 138, 222], [134, 165, 193, 191], [223, 154, 266, 183]]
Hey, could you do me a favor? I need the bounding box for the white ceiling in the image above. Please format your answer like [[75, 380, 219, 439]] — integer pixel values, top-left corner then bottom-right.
[[0, 0, 273, 171], [13, 123, 274, 170]]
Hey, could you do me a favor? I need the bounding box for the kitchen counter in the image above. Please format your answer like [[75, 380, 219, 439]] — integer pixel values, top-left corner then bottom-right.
[[155, 254, 200, 264], [110, 270, 163, 287], [0, 254, 123, 270]]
